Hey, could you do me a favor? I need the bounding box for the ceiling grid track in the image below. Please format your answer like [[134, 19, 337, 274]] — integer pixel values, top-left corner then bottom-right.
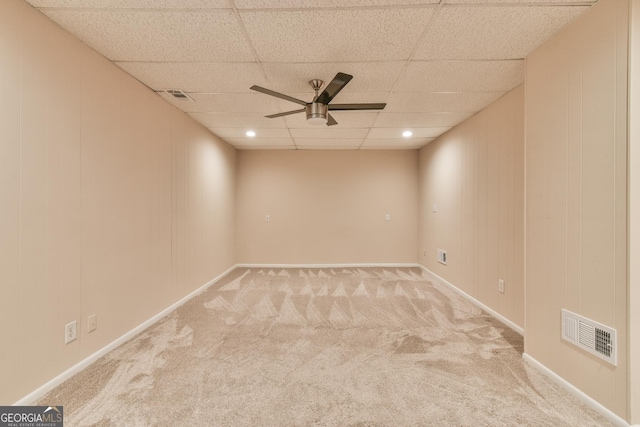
[[26, 0, 595, 150]]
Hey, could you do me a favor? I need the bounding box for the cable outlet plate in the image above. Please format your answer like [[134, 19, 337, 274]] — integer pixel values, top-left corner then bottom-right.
[[88, 314, 97, 333]]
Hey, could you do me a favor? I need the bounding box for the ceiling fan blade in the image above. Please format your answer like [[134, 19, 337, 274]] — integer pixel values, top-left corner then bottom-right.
[[328, 103, 386, 111], [326, 114, 338, 126], [315, 72, 353, 105], [250, 85, 308, 106], [265, 108, 305, 118]]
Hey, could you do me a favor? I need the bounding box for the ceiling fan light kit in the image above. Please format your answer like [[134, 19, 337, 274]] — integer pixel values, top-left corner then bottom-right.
[[305, 102, 329, 125], [251, 72, 386, 127]]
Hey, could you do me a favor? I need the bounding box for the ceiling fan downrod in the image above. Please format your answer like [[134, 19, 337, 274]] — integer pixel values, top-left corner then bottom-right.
[[310, 79, 324, 100], [307, 79, 328, 125]]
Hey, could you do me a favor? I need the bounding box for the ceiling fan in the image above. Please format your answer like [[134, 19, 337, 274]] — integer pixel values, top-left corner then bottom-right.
[[250, 72, 386, 126]]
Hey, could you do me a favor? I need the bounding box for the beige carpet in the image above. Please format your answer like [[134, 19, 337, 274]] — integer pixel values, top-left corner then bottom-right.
[[38, 267, 611, 426]]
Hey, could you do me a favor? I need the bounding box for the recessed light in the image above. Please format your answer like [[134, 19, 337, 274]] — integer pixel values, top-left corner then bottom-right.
[[246, 130, 256, 137], [402, 131, 413, 138]]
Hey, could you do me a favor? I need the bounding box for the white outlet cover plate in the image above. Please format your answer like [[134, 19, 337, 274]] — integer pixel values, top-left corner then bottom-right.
[[65, 321, 77, 344]]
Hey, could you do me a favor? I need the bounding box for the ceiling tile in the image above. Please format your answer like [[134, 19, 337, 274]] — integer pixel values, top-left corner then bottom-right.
[[158, 92, 280, 113], [237, 145, 296, 150], [43, 10, 254, 61], [208, 128, 292, 138], [367, 127, 451, 138], [26, 0, 231, 8], [261, 62, 405, 93], [285, 112, 379, 128], [360, 138, 432, 149], [397, 60, 524, 92], [295, 138, 363, 148], [240, 8, 435, 62], [384, 91, 504, 113], [298, 146, 359, 150], [116, 62, 267, 92], [374, 112, 473, 128], [413, 6, 589, 60], [189, 112, 287, 128], [290, 128, 369, 139], [235, 0, 437, 8], [224, 137, 295, 149]]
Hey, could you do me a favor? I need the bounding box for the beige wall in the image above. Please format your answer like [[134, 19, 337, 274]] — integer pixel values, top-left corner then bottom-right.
[[0, 0, 237, 405], [236, 150, 417, 265], [524, 0, 629, 419], [417, 87, 525, 329], [3, 0, 637, 420], [630, 0, 640, 423]]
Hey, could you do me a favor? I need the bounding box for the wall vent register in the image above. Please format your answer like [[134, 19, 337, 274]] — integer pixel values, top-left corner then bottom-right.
[[164, 89, 194, 101], [561, 309, 617, 366]]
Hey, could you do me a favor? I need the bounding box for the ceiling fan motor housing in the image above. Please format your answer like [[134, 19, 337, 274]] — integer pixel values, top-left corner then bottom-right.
[[306, 102, 328, 125]]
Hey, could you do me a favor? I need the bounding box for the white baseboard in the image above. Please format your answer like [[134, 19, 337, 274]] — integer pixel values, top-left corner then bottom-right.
[[13, 264, 238, 406], [523, 353, 631, 427], [19, 262, 636, 427], [418, 265, 524, 336], [419, 266, 635, 426], [10, 262, 436, 405], [235, 263, 422, 269]]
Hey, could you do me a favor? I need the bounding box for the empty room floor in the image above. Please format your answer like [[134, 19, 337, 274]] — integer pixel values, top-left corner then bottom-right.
[[38, 267, 611, 426]]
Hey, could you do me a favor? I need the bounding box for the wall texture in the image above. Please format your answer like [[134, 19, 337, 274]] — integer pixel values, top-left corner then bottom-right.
[[417, 86, 525, 329], [0, 0, 237, 405], [524, 0, 628, 419], [236, 150, 417, 265]]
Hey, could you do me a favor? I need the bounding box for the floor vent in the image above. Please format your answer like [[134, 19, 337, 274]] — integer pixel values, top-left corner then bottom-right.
[[164, 89, 194, 101], [561, 309, 616, 366]]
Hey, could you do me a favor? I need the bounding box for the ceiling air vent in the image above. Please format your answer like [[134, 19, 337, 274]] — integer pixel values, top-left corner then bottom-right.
[[561, 309, 617, 366], [164, 89, 193, 101]]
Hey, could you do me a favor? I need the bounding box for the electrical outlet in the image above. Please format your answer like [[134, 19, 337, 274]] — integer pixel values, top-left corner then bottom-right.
[[65, 321, 77, 344], [498, 279, 505, 294], [265, 214, 270, 222], [385, 214, 390, 221], [88, 314, 97, 333]]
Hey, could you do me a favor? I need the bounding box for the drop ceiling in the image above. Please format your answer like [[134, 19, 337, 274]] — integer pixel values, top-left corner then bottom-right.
[[25, 0, 594, 150]]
